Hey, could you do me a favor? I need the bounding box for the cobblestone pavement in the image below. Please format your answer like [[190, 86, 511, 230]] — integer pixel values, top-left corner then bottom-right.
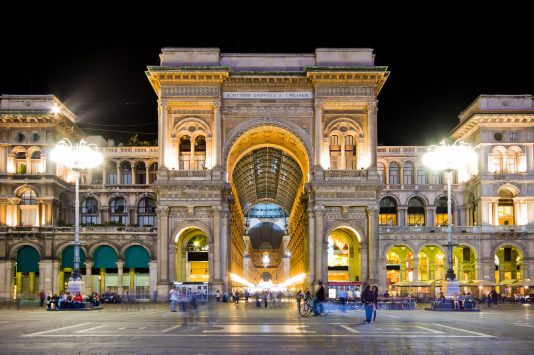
[[0, 302, 533, 354]]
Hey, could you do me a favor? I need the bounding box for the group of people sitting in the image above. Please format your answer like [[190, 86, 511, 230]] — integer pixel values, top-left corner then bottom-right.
[[435, 291, 476, 310], [46, 292, 102, 310]]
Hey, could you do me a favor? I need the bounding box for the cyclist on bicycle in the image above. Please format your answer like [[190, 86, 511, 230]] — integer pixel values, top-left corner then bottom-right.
[[313, 281, 326, 316]]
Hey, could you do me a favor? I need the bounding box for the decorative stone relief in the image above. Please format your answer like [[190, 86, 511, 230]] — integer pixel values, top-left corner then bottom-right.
[[316, 87, 374, 96], [163, 87, 220, 97]]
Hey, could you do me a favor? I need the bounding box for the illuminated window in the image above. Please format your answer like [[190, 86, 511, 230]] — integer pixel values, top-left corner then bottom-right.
[[328, 234, 350, 281], [490, 147, 505, 173], [435, 196, 450, 226], [379, 197, 398, 225], [194, 136, 206, 170], [407, 197, 425, 226], [179, 136, 191, 170], [20, 190, 37, 205], [498, 189, 514, 225]]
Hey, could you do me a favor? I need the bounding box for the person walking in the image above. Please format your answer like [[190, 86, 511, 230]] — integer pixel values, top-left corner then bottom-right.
[[339, 289, 348, 313], [371, 285, 379, 321], [313, 281, 325, 316], [169, 285, 178, 312], [362, 285, 374, 323]]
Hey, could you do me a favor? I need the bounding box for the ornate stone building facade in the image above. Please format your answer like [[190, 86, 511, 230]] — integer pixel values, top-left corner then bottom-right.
[[0, 48, 532, 302]]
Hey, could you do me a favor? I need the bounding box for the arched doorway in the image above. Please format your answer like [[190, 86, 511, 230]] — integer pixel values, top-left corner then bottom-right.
[[452, 245, 477, 281], [327, 227, 361, 282], [124, 245, 150, 300], [15, 246, 40, 296], [60, 246, 86, 292], [175, 228, 209, 282], [418, 245, 446, 281], [92, 245, 118, 294], [225, 124, 310, 290], [495, 245, 523, 293]]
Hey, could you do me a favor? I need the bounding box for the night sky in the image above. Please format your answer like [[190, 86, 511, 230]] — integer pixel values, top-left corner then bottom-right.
[[2, 11, 532, 146]]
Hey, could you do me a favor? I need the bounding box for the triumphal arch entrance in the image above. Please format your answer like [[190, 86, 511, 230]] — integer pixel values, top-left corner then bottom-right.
[[146, 48, 388, 299]]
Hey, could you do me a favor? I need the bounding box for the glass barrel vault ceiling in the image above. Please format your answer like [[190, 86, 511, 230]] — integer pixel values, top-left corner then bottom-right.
[[232, 147, 303, 214]]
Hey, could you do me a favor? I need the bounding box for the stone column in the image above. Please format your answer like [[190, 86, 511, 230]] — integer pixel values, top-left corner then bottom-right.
[[427, 208, 434, 226], [367, 207, 379, 281], [313, 103, 324, 176], [41, 259, 53, 297], [360, 242, 368, 283], [307, 208, 316, 287], [38, 261, 45, 294], [220, 208, 230, 291], [412, 257, 419, 281], [212, 207, 222, 283], [158, 100, 167, 168], [492, 201, 499, 225], [213, 101, 222, 168], [315, 206, 324, 282], [52, 260, 59, 295], [117, 260, 124, 296], [149, 260, 157, 302], [398, 208, 406, 226], [0, 260, 8, 301], [190, 137, 196, 170], [340, 135, 346, 170], [479, 144, 488, 172], [367, 102, 378, 169], [168, 244, 176, 282], [377, 257, 387, 291], [322, 240, 329, 285], [85, 261, 93, 295], [156, 206, 169, 300]]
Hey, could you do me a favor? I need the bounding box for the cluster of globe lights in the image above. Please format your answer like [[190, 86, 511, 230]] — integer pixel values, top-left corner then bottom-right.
[[50, 138, 103, 171], [422, 139, 477, 172]]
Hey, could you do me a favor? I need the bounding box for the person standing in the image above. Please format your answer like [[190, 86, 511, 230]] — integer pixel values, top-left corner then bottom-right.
[[371, 285, 379, 321], [215, 290, 221, 302], [169, 285, 178, 312], [339, 289, 348, 313], [361, 285, 374, 323], [313, 281, 325, 316]]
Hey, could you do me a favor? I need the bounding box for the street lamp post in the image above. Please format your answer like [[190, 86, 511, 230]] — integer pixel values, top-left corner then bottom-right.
[[423, 140, 476, 285], [51, 138, 103, 294]]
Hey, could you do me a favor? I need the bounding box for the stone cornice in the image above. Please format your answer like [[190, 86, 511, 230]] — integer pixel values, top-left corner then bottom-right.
[[146, 69, 229, 96], [307, 69, 389, 94], [451, 114, 534, 139]]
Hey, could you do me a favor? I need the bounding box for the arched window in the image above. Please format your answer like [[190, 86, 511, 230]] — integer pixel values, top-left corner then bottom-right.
[[106, 161, 117, 185], [81, 198, 99, 225], [135, 162, 146, 184], [377, 162, 385, 183], [468, 193, 478, 226], [15, 150, 27, 174], [30, 150, 41, 174], [344, 135, 357, 170], [403, 161, 414, 185], [194, 136, 206, 170], [138, 197, 156, 227], [407, 197, 425, 226], [506, 148, 519, 174], [490, 147, 504, 173], [379, 197, 398, 225], [498, 189, 514, 225], [431, 170, 442, 185], [120, 161, 132, 185], [416, 166, 427, 185], [19, 188, 38, 226], [149, 163, 158, 183], [179, 136, 191, 170], [110, 198, 127, 225], [435, 196, 451, 226], [389, 162, 399, 185], [20, 189, 37, 205], [329, 135, 340, 169]]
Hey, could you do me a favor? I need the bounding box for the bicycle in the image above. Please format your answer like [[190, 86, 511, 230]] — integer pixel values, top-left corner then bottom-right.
[[299, 298, 328, 316]]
